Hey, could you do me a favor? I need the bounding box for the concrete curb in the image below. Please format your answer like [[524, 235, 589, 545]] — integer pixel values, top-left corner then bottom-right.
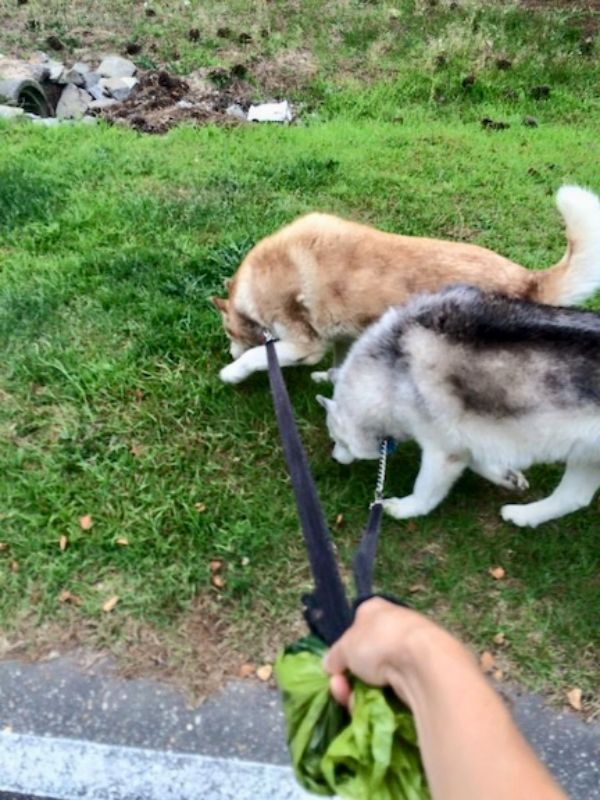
[[0, 732, 313, 800]]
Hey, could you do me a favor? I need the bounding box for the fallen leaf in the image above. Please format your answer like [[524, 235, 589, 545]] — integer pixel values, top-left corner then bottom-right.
[[130, 443, 143, 457], [334, 513, 344, 527], [256, 664, 273, 682], [493, 632, 506, 645], [194, 502, 207, 513], [494, 670, 504, 681], [408, 583, 426, 593], [102, 595, 119, 613], [239, 663, 255, 678], [488, 566, 506, 580], [211, 574, 225, 589], [116, 538, 129, 546], [79, 514, 93, 531], [567, 688, 583, 712], [241, 556, 250, 567], [58, 590, 81, 606], [480, 651, 495, 673], [209, 560, 223, 573], [10, 561, 19, 573], [59, 535, 68, 552], [0, 543, 8, 551]]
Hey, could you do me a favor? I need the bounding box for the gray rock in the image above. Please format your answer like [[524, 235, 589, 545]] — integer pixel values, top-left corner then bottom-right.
[[98, 76, 138, 102], [97, 54, 136, 79], [88, 97, 118, 110], [47, 59, 64, 82], [0, 104, 24, 118], [87, 82, 107, 101], [84, 71, 101, 89], [225, 102, 247, 120], [30, 116, 60, 126], [55, 84, 92, 119], [72, 61, 91, 75]]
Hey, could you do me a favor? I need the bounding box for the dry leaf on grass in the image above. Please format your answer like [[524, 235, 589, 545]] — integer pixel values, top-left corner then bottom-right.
[[334, 513, 344, 527], [194, 502, 207, 513], [211, 574, 225, 590], [58, 590, 81, 606], [239, 663, 255, 678], [0, 543, 8, 551], [567, 688, 583, 711], [102, 595, 120, 613], [493, 632, 506, 645], [209, 560, 223, 573], [494, 669, 504, 681], [59, 535, 68, 552], [116, 538, 129, 546], [488, 566, 506, 580], [408, 583, 426, 593], [130, 443, 143, 457], [480, 651, 495, 673], [10, 561, 19, 573], [79, 514, 93, 531], [256, 664, 273, 682]]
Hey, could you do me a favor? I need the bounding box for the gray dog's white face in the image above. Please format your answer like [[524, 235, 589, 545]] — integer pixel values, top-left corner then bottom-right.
[[316, 395, 381, 463]]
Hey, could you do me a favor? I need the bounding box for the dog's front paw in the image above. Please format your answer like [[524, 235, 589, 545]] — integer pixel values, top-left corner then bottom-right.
[[219, 362, 247, 384], [382, 495, 427, 520], [504, 470, 529, 491], [500, 503, 541, 528]]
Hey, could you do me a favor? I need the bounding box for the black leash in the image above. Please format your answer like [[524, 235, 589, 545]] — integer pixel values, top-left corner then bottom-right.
[[265, 336, 352, 644], [264, 336, 391, 645]]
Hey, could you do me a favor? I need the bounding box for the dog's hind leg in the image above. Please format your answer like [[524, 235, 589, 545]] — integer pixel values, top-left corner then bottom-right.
[[471, 460, 529, 491], [219, 340, 326, 383], [383, 446, 468, 520], [501, 460, 600, 528]]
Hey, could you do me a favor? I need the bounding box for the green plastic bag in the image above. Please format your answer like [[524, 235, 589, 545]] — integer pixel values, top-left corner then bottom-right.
[[275, 636, 431, 800]]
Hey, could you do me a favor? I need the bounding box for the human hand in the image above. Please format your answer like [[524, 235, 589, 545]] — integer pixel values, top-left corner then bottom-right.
[[322, 597, 465, 707]]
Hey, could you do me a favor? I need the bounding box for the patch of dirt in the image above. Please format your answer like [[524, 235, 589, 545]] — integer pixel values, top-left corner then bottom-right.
[[101, 69, 253, 134], [520, 0, 600, 8], [252, 49, 318, 95], [519, 0, 600, 33], [0, 596, 305, 704]]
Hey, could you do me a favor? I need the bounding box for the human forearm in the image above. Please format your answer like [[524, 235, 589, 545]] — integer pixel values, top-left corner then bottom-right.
[[386, 629, 567, 800]]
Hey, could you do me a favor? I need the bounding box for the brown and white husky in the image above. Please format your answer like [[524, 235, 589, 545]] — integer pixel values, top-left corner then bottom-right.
[[213, 186, 600, 384]]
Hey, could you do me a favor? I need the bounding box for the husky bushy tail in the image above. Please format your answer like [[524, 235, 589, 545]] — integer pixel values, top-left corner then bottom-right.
[[535, 185, 600, 305]]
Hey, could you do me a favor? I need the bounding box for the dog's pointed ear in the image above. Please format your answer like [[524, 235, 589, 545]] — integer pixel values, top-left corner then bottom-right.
[[327, 368, 340, 384], [316, 394, 334, 411], [211, 296, 229, 313]]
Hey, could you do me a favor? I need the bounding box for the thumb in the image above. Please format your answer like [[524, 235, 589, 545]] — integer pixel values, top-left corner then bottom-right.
[[322, 641, 347, 675]]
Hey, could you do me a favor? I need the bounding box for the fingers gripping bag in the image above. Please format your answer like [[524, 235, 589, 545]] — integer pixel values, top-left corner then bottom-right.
[[275, 636, 431, 800]]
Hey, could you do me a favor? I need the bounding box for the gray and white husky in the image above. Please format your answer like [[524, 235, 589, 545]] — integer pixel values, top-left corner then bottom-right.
[[317, 285, 600, 528]]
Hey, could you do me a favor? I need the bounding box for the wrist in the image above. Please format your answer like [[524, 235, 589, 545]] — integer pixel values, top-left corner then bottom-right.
[[382, 618, 481, 708]]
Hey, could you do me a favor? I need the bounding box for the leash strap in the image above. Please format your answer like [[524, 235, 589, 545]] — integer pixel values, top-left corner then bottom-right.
[[352, 501, 384, 600], [264, 338, 352, 645]]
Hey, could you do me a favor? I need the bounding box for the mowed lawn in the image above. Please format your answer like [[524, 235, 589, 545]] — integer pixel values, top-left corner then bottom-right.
[[1, 114, 599, 705]]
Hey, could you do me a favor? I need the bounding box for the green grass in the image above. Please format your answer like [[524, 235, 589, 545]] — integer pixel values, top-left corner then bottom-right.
[[1, 0, 599, 705], [1, 116, 599, 703]]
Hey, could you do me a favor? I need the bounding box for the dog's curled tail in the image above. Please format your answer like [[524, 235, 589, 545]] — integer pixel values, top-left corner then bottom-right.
[[535, 185, 600, 305]]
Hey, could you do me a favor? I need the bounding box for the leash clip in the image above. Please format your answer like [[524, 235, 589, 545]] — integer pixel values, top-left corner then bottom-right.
[[262, 329, 276, 345], [371, 438, 389, 507]]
